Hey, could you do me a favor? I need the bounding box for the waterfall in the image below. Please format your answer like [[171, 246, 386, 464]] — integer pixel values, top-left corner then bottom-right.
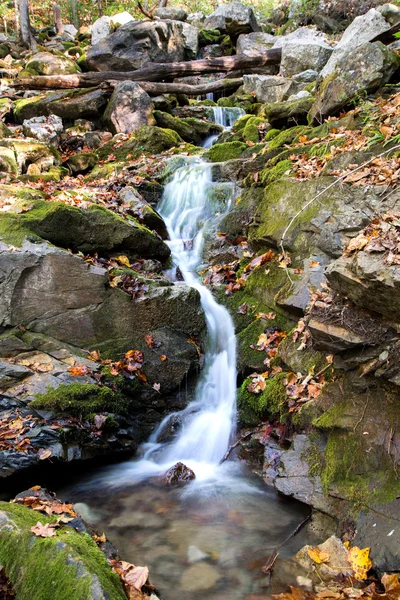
[[210, 106, 245, 128]]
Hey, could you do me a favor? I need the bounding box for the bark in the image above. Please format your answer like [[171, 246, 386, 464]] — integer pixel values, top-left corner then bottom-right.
[[370, 22, 400, 45], [53, 3, 63, 35], [14, 0, 20, 40], [68, 0, 79, 29], [14, 76, 244, 96], [97, 0, 103, 17], [18, 0, 36, 49]]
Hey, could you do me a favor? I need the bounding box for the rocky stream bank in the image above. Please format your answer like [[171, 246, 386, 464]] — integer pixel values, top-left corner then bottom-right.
[[2, 1, 400, 598]]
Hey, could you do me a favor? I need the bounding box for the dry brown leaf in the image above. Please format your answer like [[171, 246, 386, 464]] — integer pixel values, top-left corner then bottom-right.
[[30, 522, 58, 538]]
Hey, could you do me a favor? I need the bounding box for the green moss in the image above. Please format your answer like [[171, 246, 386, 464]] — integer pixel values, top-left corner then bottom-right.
[[0, 502, 126, 600], [97, 126, 183, 161], [234, 114, 253, 132], [302, 438, 324, 478], [268, 126, 308, 149], [264, 98, 315, 126], [204, 141, 246, 162], [18, 166, 68, 183], [265, 128, 280, 141], [259, 159, 292, 186], [199, 29, 221, 46], [238, 372, 289, 426], [242, 117, 265, 143], [29, 383, 128, 417], [84, 162, 124, 182], [153, 111, 221, 145]]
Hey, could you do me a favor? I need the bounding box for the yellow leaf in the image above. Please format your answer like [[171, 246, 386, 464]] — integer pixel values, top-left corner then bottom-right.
[[346, 545, 372, 580], [115, 255, 131, 267], [307, 546, 330, 564]]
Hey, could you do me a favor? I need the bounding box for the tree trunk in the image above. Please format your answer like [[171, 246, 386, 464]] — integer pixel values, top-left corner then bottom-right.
[[18, 0, 36, 49], [68, 0, 79, 29], [14, 0, 19, 39], [97, 0, 103, 17], [14, 76, 244, 96], [53, 2, 63, 35]]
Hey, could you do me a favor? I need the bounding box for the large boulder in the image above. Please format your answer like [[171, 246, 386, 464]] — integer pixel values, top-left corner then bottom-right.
[[104, 82, 155, 135], [86, 19, 198, 71], [91, 15, 111, 45], [320, 8, 391, 79], [236, 32, 275, 56], [310, 42, 400, 123], [243, 74, 292, 103], [110, 11, 134, 27], [204, 2, 260, 37], [280, 40, 333, 77], [153, 110, 222, 145], [14, 89, 109, 123], [24, 51, 80, 75], [0, 138, 60, 174], [22, 115, 63, 145]]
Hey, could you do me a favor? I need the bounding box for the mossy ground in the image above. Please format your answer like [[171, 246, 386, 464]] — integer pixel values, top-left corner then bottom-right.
[[29, 383, 128, 418], [204, 141, 247, 162], [238, 372, 289, 426], [0, 502, 126, 600]]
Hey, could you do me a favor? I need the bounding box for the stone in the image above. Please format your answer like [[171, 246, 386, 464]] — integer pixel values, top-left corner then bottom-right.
[[310, 42, 400, 123], [25, 51, 81, 75], [187, 12, 205, 28], [236, 32, 275, 56], [65, 152, 98, 174], [86, 20, 198, 71], [187, 545, 208, 563], [273, 26, 329, 48], [91, 15, 111, 45], [164, 462, 196, 484], [118, 187, 168, 238], [63, 24, 77, 38], [0, 138, 60, 175], [204, 2, 260, 37], [243, 74, 292, 103], [179, 563, 221, 592], [280, 40, 333, 77], [153, 110, 222, 145], [154, 7, 187, 21], [104, 82, 154, 135], [22, 115, 63, 145], [110, 12, 134, 27], [320, 8, 391, 79], [77, 25, 92, 41], [263, 97, 314, 127], [308, 318, 368, 352], [14, 89, 109, 123], [326, 251, 400, 322], [378, 3, 400, 25], [0, 147, 18, 175]]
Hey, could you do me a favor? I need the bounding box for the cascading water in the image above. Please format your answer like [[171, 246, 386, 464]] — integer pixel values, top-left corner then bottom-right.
[[203, 106, 246, 148]]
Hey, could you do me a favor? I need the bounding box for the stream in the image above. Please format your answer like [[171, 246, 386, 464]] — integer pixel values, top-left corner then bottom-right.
[[57, 108, 317, 598]]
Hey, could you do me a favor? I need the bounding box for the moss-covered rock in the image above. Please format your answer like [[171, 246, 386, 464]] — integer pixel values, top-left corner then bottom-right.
[[0, 199, 170, 259], [0, 146, 18, 175], [0, 138, 60, 175], [0, 502, 126, 600], [13, 89, 109, 123], [259, 159, 292, 186], [153, 110, 222, 145], [263, 97, 315, 127], [65, 152, 98, 174], [203, 141, 246, 162], [24, 51, 81, 76], [97, 126, 184, 161], [198, 29, 222, 46], [242, 116, 266, 143], [238, 372, 289, 425], [18, 165, 69, 183]]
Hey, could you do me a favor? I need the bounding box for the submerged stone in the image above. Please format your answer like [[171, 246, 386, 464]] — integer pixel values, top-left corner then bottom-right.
[[164, 462, 196, 484]]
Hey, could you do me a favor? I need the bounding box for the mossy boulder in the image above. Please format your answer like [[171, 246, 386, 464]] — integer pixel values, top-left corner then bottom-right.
[[0, 146, 18, 175], [153, 110, 222, 145], [0, 501, 126, 600], [0, 138, 61, 175], [13, 89, 109, 123], [24, 51, 81, 75], [263, 97, 315, 127], [97, 126, 184, 161], [204, 141, 246, 162], [242, 116, 267, 143], [18, 165, 69, 183], [65, 152, 98, 174], [0, 199, 170, 260], [199, 29, 222, 46]]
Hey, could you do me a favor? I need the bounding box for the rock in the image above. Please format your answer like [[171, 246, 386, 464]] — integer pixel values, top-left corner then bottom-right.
[[86, 20, 198, 72], [263, 97, 314, 127], [326, 251, 400, 322], [378, 3, 400, 25], [0, 147, 18, 175], [0, 199, 169, 260], [310, 42, 400, 123], [153, 110, 222, 145], [273, 26, 329, 48], [118, 187, 168, 238], [164, 462, 196, 484], [308, 318, 368, 352], [63, 24, 77, 38], [77, 25, 92, 41], [280, 40, 333, 77], [96, 126, 184, 161], [110, 12, 134, 28], [24, 51, 81, 75], [320, 8, 391, 79], [14, 89, 109, 123], [179, 563, 221, 592], [154, 7, 187, 21], [104, 82, 155, 135], [187, 12, 205, 28], [204, 2, 260, 37], [0, 500, 127, 600], [91, 15, 111, 45], [65, 152, 98, 174], [243, 74, 292, 103], [0, 139, 60, 175], [188, 545, 208, 563], [236, 32, 275, 56], [22, 115, 63, 145]]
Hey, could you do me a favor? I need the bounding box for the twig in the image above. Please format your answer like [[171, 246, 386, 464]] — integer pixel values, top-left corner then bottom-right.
[[353, 397, 370, 432], [219, 427, 259, 464], [260, 514, 311, 577], [279, 143, 400, 281]]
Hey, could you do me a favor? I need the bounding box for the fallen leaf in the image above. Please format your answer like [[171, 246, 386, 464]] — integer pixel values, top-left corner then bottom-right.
[[94, 415, 107, 430], [124, 565, 149, 590], [346, 545, 372, 580], [115, 255, 131, 267], [153, 383, 160, 392], [160, 355, 167, 361], [93, 532, 107, 543], [30, 522, 58, 538], [68, 365, 89, 376], [38, 448, 52, 461]]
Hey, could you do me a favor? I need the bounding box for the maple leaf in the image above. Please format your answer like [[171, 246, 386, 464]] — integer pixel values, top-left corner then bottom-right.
[[307, 546, 330, 564], [346, 545, 372, 581], [68, 365, 89, 376], [30, 522, 58, 538], [124, 565, 149, 590]]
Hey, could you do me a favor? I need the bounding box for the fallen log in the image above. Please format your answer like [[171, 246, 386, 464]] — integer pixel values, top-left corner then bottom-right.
[[370, 21, 400, 45], [14, 76, 244, 96], [13, 50, 281, 89]]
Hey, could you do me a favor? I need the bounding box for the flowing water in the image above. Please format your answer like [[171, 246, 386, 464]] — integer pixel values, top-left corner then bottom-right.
[[57, 108, 315, 598]]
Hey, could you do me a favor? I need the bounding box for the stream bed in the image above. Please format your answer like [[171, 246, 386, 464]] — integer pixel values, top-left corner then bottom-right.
[[57, 461, 315, 599]]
